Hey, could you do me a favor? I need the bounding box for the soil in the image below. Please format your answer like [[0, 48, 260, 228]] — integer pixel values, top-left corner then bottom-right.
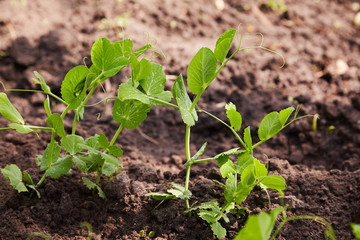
[[0, 0, 359, 239]]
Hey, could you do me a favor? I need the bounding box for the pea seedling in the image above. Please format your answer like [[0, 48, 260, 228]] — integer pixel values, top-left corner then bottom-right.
[[0, 37, 172, 198]]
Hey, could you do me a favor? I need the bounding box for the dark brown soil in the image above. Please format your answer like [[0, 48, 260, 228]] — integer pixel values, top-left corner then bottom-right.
[[0, 0, 359, 239]]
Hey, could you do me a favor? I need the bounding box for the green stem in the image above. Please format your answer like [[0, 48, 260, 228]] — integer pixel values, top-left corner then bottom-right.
[[72, 111, 78, 135], [36, 130, 55, 188], [197, 109, 247, 150], [189, 95, 201, 113], [148, 97, 180, 109], [184, 125, 192, 209], [270, 215, 336, 240], [109, 124, 123, 147], [60, 105, 72, 119]]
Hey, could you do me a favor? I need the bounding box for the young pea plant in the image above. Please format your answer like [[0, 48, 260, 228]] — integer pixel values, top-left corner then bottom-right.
[[147, 28, 315, 238], [234, 207, 337, 240], [0, 36, 172, 198]]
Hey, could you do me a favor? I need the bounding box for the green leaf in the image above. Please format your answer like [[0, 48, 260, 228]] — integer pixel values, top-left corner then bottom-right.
[[102, 162, 118, 177], [191, 142, 207, 161], [61, 135, 85, 155], [214, 28, 236, 63], [210, 222, 227, 239], [102, 57, 129, 78], [279, 106, 295, 126], [46, 113, 66, 138], [45, 156, 72, 179], [132, 57, 152, 82], [112, 99, 151, 129], [214, 148, 243, 159], [1, 164, 28, 193], [108, 145, 123, 157], [44, 95, 52, 117], [97, 133, 109, 150], [173, 74, 198, 126], [8, 123, 38, 137], [234, 181, 254, 204], [91, 38, 115, 72], [33, 71, 51, 94], [260, 175, 287, 192], [187, 47, 217, 95], [85, 135, 101, 150], [258, 112, 282, 141], [145, 192, 176, 201], [351, 223, 360, 239], [39, 141, 61, 171], [140, 63, 166, 96], [225, 102, 242, 131], [150, 91, 173, 106], [82, 177, 106, 199], [101, 152, 122, 167], [23, 171, 34, 185], [244, 126, 252, 150], [234, 208, 282, 240], [224, 174, 237, 202], [253, 159, 268, 179], [60, 65, 89, 109], [0, 93, 24, 124], [114, 39, 133, 58], [237, 151, 254, 174], [117, 83, 150, 104], [217, 155, 236, 178]]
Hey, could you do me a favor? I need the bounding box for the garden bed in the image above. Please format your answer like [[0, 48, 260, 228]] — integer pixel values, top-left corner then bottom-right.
[[0, 0, 359, 239]]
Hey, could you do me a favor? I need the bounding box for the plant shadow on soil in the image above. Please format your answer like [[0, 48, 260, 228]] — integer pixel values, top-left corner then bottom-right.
[[0, 0, 360, 239]]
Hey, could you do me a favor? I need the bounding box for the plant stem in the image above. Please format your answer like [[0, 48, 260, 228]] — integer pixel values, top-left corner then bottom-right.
[[184, 125, 192, 209], [147, 96, 179, 110], [198, 109, 247, 150], [109, 124, 123, 147]]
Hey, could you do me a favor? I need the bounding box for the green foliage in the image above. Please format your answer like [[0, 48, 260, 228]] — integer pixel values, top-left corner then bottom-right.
[[352, 223, 360, 240], [0, 92, 24, 124], [1, 164, 28, 193], [234, 208, 281, 240], [214, 28, 236, 63]]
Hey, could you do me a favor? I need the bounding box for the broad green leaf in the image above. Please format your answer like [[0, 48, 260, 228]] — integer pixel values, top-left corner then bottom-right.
[[187, 47, 217, 95], [225, 102, 242, 131], [39, 141, 61, 171], [91, 38, 115, 72], [102, 162, 118, 177], [217, 155, 236, 178], [241, 165, 256, 186], [117, 83, 150, 104], [260, 175, 286, 192], [33, 71, 51, 94], [46, 113, 66, 138], [234, 208, 282, 240], [8, 123, 38, 136], [112, 99, 151, 129], [167, 189, 186, 199], [0, 93, 24, 124], [150, 91, 173, 106], [237, 151, 254, 174], [101, 152, 122, 167], [102, 56, 129, 78], [258, 112, 282, 141], [73, 156, 90, 172], [1, 164, 28, 193], [132, 57, 152, 82], [244, 126, 252, 150], [114, 39, 133, 58], [85, 135, 101, 150], [214, 28, 236, 63], [199, 211, 218, 223], [60, 65, 89, 108], [351, 223, 360, 239], [61, 135, 85, 155], [45, 156, 72, 179], [97, 133, 109, 150], [108, 145, 123, 157], [140, 63, 166, 96], [279, 106, 295, 126], [253, 159, 268, 178], [234, 181, 254, 204], [173, 74, 198, 126], [210, 222, 227, 239], [87, 154, 105, 173]]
